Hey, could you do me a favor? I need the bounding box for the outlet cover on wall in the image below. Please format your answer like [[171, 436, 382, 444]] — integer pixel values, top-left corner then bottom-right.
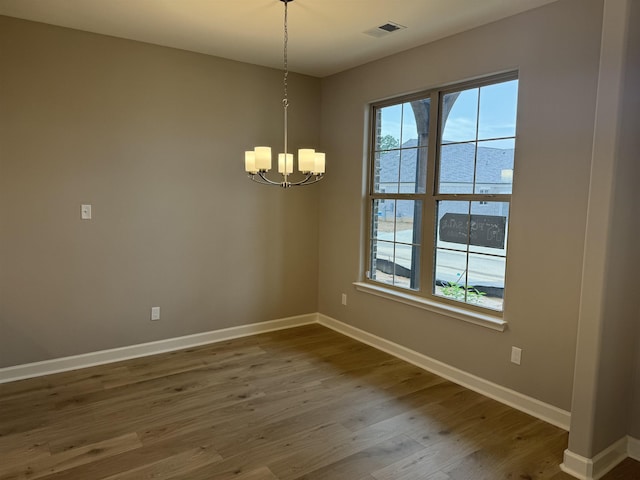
[[81, 204, 92, 220], [151, 306, 160, 321]]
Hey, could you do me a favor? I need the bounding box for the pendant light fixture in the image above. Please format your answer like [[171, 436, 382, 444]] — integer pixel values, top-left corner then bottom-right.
[[244, 0, 325, 188]]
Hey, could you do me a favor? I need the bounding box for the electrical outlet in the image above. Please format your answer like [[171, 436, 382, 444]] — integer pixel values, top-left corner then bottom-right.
[[511, 346, 522, 365], [151, 306, 160, 321], [81, 204, 92, 220], [341, 293, 347, 306]]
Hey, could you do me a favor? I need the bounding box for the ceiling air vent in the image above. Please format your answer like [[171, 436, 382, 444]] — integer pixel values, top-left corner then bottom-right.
[[363, 21, 407, 38]]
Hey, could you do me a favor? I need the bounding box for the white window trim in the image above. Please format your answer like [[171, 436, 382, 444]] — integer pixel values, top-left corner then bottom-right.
[[353, 281, 506, 332]]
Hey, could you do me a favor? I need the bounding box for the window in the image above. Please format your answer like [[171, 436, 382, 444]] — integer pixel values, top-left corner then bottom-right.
[[367, 73, 518, 313]]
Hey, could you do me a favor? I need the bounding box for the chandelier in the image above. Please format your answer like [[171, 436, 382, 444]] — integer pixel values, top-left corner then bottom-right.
[[244, 0, 325, 188]]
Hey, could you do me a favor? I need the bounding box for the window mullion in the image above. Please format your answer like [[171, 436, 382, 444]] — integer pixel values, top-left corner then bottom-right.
[[422, 92, 440, 296], [365, 198, 373, 281], [434, 194, 512, 202]]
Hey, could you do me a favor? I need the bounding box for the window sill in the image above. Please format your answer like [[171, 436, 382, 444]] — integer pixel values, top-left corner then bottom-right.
[[352, 282, 506, 332]]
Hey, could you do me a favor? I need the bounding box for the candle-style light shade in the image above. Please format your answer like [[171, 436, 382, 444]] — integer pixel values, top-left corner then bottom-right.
[[313, 152, 326, 174], [298, 149, 315, 172], [255, 146, 272, 171], [245, 151, 258, 174], [278, 153, 294, 174]]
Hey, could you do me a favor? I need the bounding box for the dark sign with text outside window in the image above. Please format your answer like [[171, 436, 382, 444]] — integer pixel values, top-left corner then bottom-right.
[[439, 213, 507, 249]]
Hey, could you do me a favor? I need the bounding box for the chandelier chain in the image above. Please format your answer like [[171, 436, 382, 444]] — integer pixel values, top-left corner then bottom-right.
[[283, 0, 288, 106], [283, 0, 289, 158]]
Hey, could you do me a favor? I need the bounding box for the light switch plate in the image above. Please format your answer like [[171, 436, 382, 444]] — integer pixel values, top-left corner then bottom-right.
[[511, 346, 522, 365]]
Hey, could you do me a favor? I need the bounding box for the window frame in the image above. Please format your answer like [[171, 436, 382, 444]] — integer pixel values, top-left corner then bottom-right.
[[364, 71, 518, 319]]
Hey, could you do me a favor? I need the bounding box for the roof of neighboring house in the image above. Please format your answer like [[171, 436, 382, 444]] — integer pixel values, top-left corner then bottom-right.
[[378, 139, 515, 186]]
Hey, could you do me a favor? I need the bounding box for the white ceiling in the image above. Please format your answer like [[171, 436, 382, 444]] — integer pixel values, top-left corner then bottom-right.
[[0, 0, 558, 77]]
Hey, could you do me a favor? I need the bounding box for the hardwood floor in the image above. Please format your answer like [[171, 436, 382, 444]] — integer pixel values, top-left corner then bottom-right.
[[1, 324, 638, 479]]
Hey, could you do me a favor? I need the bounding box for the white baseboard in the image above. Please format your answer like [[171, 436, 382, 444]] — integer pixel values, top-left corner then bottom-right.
[[317, 314, 571, 431], [561, 437, 629, 480], [561, 449, 596, 480], [0, 313, 317, 384], [627, 436, 640, 462], [0, 311, 573, 434]]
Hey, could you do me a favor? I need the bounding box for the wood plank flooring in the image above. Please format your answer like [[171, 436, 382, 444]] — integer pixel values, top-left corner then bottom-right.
[[1, 324, 639, 479]]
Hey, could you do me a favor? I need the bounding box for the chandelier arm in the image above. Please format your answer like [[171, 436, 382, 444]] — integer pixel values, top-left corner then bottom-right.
[[248, 172, 286, 187], [287, 173, 324, 187], [248, 172, 324, 188]]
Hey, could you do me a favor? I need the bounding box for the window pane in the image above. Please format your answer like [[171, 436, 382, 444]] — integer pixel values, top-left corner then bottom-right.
[[401, 102, 418, 146], [441, 88, 478, 143], [436, 200, 470, 251], [376, 104, 402, 151], [468, 253, 505, 311], [435, 200, 508, 311], [370, 240, 420, 289], [399, 147, 427, 193], [395, 200, 422, 289], [370, 199, 422, 290], [438, 142, 476, 194], [468, 201, 509, 311], [478, 79, 518, 140], [474, 139, 515, 195], [374, 150, 399, 194], [434, 248, 468, 300], [370, 239, 394, 286], [371, 199, 394, 240], [468, 201, 509, 254], [374, 100, 429, 194], [394, 244, 419, 289], [395, 200, 421, 244]]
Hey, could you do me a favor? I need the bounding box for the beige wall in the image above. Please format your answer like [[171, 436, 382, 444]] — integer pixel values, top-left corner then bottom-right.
[[318, 0, 604, 411], [633, 328, 640, 437], [0, 16, 321, 368], [620, 0, 640, 442], [592, 0, 640, 451], [566, 0, 640, 457], [628, 0, 640, 443]]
